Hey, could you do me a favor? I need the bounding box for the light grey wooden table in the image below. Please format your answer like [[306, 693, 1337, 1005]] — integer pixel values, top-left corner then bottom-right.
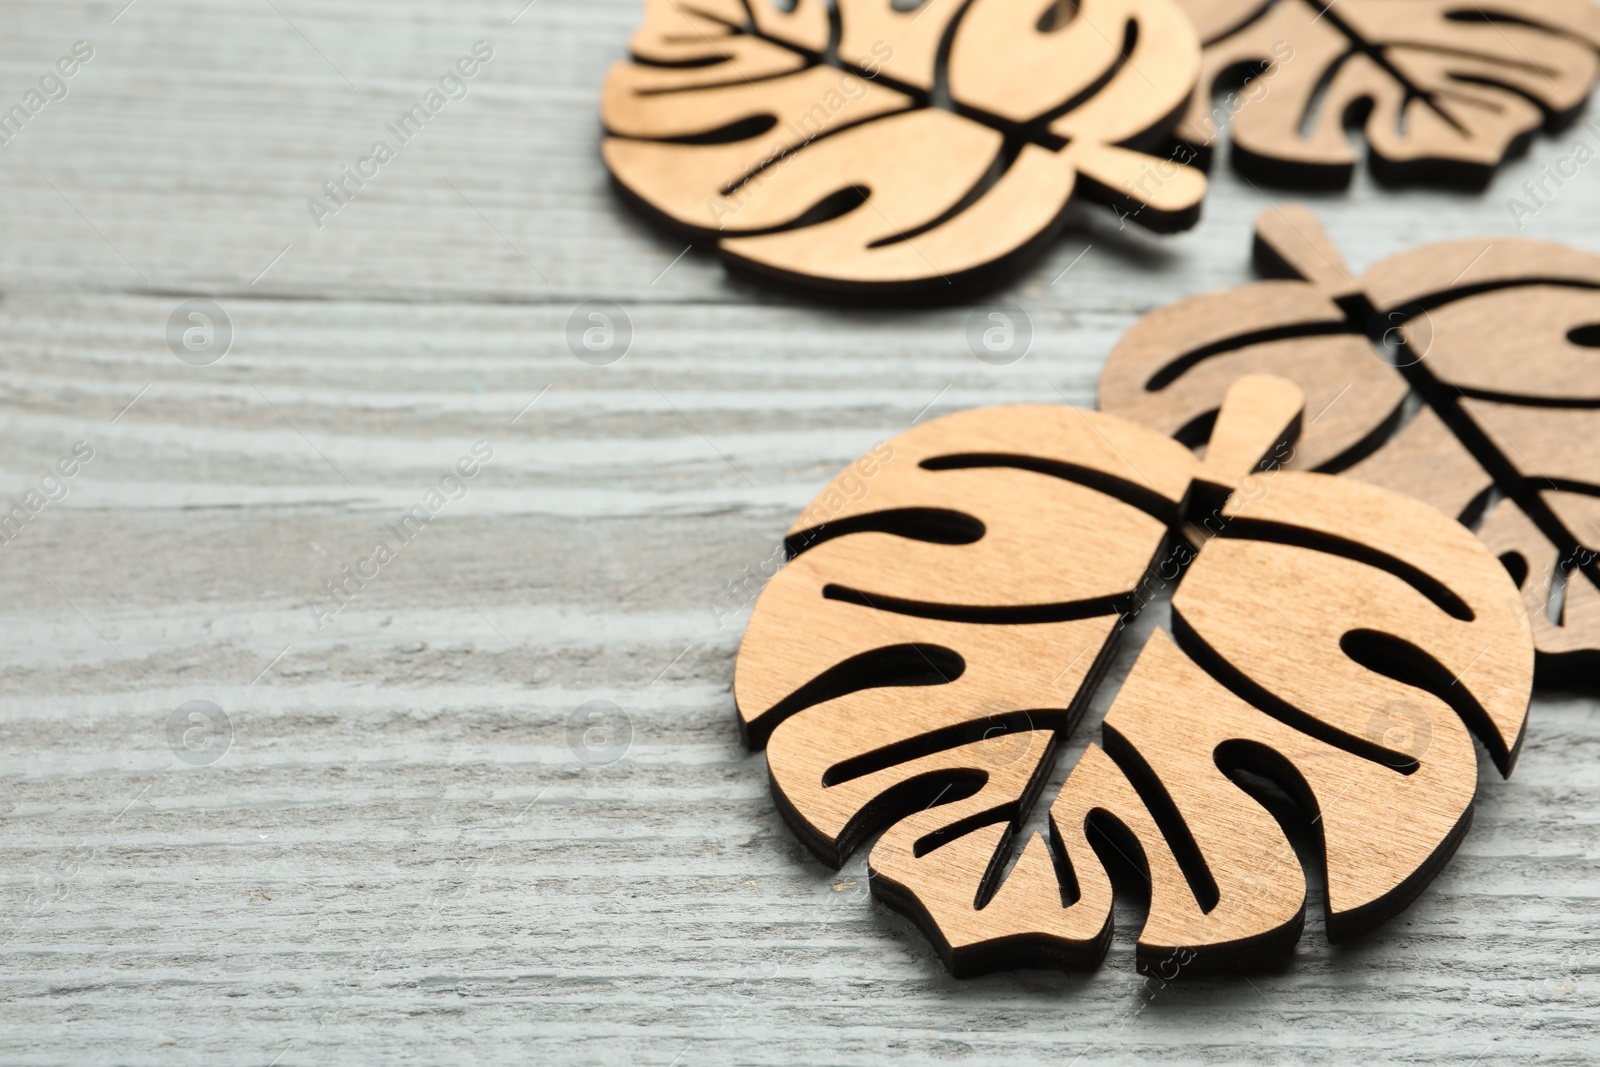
[[2, 2, 1597, 1064]]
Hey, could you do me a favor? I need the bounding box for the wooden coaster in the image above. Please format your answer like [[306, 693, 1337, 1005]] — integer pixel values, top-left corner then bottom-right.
[[1099, 205, 1600, 684], [601, 0, 1207, 296], [734, 376, 1533, 976], [1173, 0, 1600, 188]]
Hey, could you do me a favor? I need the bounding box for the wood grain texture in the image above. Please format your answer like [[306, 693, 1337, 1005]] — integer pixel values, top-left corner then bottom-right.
[[1, 1, 1599, 1064]]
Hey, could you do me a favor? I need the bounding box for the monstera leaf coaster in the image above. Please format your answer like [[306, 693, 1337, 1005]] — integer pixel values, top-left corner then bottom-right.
[[1174, 0, 1600, 187], [602, 0, 1207, 295], [1101, 206, 1600, 683], [735, 375, 1533, 976]]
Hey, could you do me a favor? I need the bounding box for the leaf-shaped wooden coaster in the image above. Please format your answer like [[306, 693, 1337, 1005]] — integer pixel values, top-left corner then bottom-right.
[[1100, 206, 1600, 684], [736, 376, 1533, 976], [602, 0, 1206, 296], [1174, 0, 1600, 188]]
